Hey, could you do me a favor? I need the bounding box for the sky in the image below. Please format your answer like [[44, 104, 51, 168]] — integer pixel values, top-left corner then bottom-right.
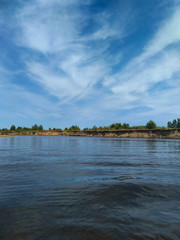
[[0, 0, 180, 129]]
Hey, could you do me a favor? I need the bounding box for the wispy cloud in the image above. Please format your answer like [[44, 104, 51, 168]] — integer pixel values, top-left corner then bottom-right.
[[13, 0, 133, 103], [133, 7, 180, 63], [0, 0, 180, 127], [102, 5, 180, 117], [110, 51, 179, 95]]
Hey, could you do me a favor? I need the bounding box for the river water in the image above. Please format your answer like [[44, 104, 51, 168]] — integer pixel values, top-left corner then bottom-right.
[[0, 136, 180, 240]]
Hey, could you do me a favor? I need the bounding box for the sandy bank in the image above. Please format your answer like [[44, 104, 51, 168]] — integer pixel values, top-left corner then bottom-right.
[[7, 129, 180, 139]]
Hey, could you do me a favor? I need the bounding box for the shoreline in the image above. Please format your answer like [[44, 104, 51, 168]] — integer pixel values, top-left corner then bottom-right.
[[0, 135, 12, 137], [2, 129, 180, 139]]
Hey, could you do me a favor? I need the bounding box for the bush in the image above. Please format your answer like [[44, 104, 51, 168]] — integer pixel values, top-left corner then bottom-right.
[[10, 125, 16, 131], [146, 120, 157, 129], [69, 125, 80, 131]]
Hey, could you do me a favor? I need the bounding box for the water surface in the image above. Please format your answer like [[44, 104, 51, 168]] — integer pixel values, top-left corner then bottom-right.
[[0, 136, 180, 239]]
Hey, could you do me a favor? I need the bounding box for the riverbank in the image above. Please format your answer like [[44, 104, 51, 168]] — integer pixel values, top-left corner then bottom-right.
[[0, 135, 12, 137], [2, 129, 180, 138], [68, 129, 180, 138]]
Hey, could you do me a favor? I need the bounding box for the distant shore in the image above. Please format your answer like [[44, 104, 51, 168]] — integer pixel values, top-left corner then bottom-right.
[[0, 135, 12, 137], [1, 129, 180, 139]]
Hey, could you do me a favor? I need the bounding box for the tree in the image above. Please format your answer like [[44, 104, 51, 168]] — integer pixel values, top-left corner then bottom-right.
[[109, 123, 123, 129], [92, 125, 98, 131], [32, 124, 38, 130], [10, 125, 16, 131], [110, 123, 116, 129], [177, 118, 180, 128], [116, 123, 122, 129], [172, 119, 177, 128], [167, 119, 180, 128], [23, 127, 30, 131], [38, 125, 43, 130], [69, 125, 80, 131], [167, 121, 172, 128], [122, 123, 130, 129], [146, 120, 157, 129]]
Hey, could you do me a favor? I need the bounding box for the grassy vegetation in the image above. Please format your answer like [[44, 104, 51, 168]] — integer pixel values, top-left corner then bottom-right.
[[1, 119, 179, 136]]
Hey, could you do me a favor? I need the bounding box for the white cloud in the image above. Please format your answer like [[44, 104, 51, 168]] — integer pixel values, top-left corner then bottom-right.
[[27, 61, 80, 100], [102, 6, 180, 115], [27, 56, 107, 102], [13, 0, 132, 103], [141, 8, 180, 60], [16, 2, 79, 53], [123, 7, 180, 70], [111, 51, 180, 95], [2, 0, 180, 124]]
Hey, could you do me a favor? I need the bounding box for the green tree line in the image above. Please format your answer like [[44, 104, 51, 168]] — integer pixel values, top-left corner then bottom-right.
[[82, 120, 157, 131], [1, 119, 180, 133], [167, 118, 180, 128], [0, 124, 44, 132]]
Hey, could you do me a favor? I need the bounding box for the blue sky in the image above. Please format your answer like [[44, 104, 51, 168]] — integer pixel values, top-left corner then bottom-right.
[[0, 0, 180, 129]]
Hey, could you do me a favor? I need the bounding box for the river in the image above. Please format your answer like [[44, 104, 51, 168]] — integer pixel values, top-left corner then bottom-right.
[[0, 136, 180, 239]]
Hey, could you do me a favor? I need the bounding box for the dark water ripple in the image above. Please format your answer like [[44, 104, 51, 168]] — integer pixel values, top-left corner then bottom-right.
[[0, 136, 180, 240]]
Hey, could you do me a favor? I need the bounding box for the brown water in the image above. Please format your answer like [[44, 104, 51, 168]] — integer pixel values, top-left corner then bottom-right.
[[0, 136, 180, 240]]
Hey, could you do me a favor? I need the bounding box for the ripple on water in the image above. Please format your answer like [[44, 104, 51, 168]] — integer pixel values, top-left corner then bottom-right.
[[0, 136, 180, 240]]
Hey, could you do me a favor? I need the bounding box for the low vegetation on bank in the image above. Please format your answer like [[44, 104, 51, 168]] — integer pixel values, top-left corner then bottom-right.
[[0, 119, 180, 136]]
